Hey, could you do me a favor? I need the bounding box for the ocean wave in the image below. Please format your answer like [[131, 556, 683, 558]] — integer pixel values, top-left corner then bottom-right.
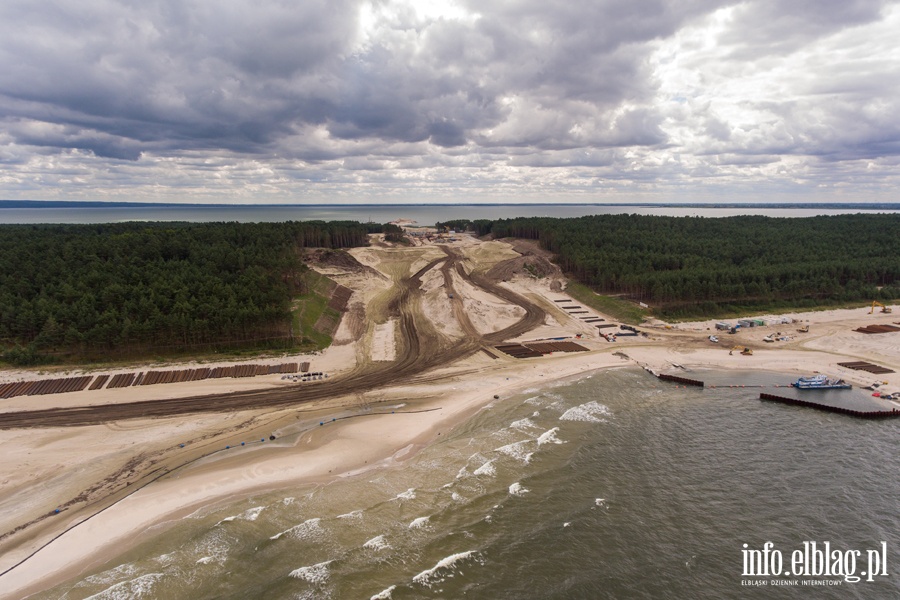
[[336, 510, 363, 520], [193, 529, 229, 565], [412, 551, 480, 586], [495, 440, 534, 463], [289, 560, 332, 584], [363, 535, 391, 551], [270, 517, 323, 541], [510, 417, 539, 431], [242, 506, 264, 521], [394, 488, 416, 501], [537, 427, 566, 446], [559, 401, 611, 423], [83, 563, 139, 585], [84, 573, 163, 600], [370, 585, 397, 599], [473, 460, 496, 477], [408, 516, 430, 529], [508, 482, 530, 497], [215, 505, 264, 526]]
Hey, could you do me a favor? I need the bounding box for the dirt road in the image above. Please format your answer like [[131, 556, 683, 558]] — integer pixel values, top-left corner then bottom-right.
[[0, 246, 546, 429]]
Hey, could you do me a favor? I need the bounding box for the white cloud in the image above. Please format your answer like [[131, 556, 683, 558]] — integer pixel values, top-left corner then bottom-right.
[[0, 0, 898, 203]]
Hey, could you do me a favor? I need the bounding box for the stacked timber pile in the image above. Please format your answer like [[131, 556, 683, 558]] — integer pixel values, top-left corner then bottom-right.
[[0, 376, 93, 399], [0, 363, 300, 399]]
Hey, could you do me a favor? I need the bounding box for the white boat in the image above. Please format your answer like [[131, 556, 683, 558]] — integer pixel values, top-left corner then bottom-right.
[[792, 375, 852, 390]]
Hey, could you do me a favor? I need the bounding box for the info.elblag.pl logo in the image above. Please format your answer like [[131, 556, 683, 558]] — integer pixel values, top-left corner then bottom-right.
[[741, 541, 889, 586]]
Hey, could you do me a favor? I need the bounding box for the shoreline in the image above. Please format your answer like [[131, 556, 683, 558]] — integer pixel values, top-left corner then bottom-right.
[[4, 335, 898, 599], [0, 350, 632, 599]]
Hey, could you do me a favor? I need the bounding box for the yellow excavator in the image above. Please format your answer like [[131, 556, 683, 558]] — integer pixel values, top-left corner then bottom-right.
[[870, 301, 892, 314], [730, 346, 753, 356]]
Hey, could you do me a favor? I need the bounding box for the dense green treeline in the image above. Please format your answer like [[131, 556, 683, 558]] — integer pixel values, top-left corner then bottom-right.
[[454, 214, 900, 317], [0, 221, 378, 364]]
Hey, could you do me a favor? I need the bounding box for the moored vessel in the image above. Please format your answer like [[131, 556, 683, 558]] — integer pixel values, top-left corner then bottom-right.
[[792, 374, 852, 390]]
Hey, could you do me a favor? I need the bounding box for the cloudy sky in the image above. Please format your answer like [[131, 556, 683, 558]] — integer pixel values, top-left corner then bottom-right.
[[1, 0, 899, 204]]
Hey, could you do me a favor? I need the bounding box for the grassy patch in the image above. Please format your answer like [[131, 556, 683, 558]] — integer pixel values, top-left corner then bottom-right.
[[565, 282, 648, 324], [291, 270, 342, 351]]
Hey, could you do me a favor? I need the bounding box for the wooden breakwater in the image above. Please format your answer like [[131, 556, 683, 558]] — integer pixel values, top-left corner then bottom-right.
[[760, 393, 900, 419], [657, 373, 705, 387]]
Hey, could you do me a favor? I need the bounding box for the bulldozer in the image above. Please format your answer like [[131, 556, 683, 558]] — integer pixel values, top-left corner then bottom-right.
[[730, 346, 753, 356], [870, 301, 893, 314], [797, 325, 809, 333]]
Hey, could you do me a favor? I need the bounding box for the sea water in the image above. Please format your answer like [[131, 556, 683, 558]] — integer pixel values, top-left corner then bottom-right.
[[1, 204, 897, 225], [34, 368, 900, 599]]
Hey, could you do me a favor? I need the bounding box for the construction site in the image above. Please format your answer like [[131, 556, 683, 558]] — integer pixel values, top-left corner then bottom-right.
[[1, 231, 898, 598]]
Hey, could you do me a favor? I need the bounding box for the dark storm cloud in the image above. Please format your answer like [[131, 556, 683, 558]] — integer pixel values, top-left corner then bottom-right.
[[0, 0, 728, 160], [1, 0, 899, 202]]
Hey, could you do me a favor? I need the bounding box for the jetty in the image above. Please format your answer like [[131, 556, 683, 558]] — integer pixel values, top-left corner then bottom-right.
[[760, 391, 900, 419]]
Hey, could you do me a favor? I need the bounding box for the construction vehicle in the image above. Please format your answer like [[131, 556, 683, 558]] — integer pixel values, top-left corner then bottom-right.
[[730, 346, 753, 356], [870, 301, 892, 314], [797, 325, 809, 333]]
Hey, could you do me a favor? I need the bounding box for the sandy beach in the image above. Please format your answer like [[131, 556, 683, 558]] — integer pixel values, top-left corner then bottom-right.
[[1, 234, 898, 599]]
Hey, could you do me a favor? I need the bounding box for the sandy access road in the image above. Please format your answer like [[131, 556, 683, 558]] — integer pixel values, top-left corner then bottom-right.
[[1, 234, 898, 599]]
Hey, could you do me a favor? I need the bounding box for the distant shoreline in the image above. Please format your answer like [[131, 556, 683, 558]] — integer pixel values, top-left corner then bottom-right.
[[2, 200, 900, 210]]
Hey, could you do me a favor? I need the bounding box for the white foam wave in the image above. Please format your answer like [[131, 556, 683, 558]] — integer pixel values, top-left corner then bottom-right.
[[84, 573, 163, 600], [495, 440, 533, 463], [337, 510, 362, 520], [289, 560, 332, 584], [394, 488, 416, 501], [451, 491, 464, 502], [559, 401, 611, 423], [215, 505, 264, 526], [412, 551, 479, 586], [371, 585, 396, 599], [363, 535, 390, 551], [595, 498, 606, 507], [510, 417, 538, 431], [563, 522, 571, 528], [537, 427, 566, 446], [270, 518, 323, 541], [455, 465, 470, 479], [242, 506, 264, 521], [508, 482, 529, 497], [282, 497, 296, 505], [524, 395, 543, 406], [473, 460, 496, 477], [84, 563, 139, 585], [409, 516, 430, 529], [196, 556, 216, 565]]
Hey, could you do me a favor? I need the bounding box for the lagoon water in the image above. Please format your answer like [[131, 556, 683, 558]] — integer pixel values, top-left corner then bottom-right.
[[1, 204, 898, 225], [35, 368, 900, 599]]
